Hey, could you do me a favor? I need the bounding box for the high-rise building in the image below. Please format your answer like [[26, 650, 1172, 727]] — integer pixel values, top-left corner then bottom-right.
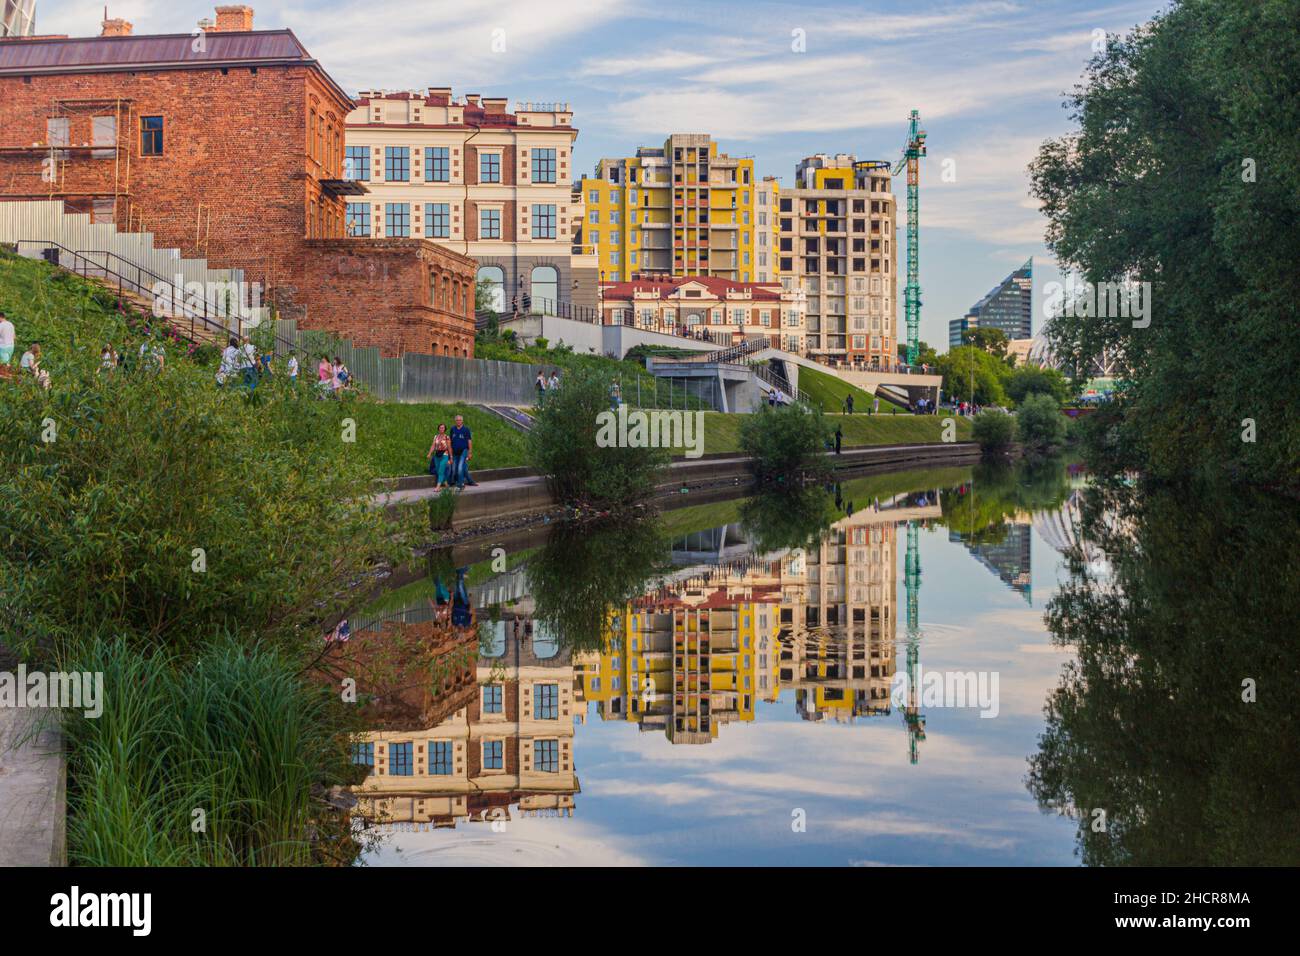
[[777, 154, 898, 367], [575, 133, 758, 283], [949, 257, 1033, 349], [1, 0, 36, 37], [754, 176, 781, 282], [345, 88, 581, 316]]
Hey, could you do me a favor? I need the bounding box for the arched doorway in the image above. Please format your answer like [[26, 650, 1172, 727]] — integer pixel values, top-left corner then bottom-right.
[[530, 265, 558, 311], [476, 265, 505, 313]]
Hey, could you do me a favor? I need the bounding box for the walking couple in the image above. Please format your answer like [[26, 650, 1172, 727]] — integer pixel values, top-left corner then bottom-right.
[[426, 414, 477, 490]]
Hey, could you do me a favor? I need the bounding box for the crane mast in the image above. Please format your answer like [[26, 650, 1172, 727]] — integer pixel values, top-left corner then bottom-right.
[[891, 110, 927, 366], [903, 520, 926, 763]]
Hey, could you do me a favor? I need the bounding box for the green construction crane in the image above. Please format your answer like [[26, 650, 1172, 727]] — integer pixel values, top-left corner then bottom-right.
[[891, 110, 927, 366], [902, 520, 926, 764]]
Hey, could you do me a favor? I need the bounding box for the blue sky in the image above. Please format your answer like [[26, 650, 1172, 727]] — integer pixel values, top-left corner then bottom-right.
[[41, 0, 1168, 350]]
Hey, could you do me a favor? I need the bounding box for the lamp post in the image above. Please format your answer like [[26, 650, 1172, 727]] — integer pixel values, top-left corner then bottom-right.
[[599, 269, 606, 326]]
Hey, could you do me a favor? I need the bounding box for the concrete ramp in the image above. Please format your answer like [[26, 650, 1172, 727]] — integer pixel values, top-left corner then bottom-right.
[[750, 348, 943, 409]]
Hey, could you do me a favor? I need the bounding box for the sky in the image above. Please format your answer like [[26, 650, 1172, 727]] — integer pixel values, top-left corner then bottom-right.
[[37, 0, 1169, 351]]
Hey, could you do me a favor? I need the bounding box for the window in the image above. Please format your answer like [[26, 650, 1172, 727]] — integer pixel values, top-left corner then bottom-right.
[[425, 146, 450, 182], [429, 741, 453, 775], [531, 265, 558, 305], [351, 742, 374, 767], [90, 116, 116, 158], [384, 146, 409, 182], [344, 145, 369, 181], [589, 210, 599, 224], [385, 202, 410, 237], [610, 210, 621, 225], [479, 152, 500, 183], [534, 739, 559, 772], [531, 203, 556, 239], [483, 740, 503, 770], [140, 116, 164, 156], [346, 202, 370, 237], [479, 208, 501, 239], [589, 189, 599, 204], [536, 683, 559, 719], [426, 202, 450, 239], [483, 684, 503, 713], [531, 147, 557, 183], [390, 741, 413, 776]]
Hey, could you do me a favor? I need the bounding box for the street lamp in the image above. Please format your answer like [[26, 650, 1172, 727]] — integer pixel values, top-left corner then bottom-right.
[[599, 270, 606, 326]]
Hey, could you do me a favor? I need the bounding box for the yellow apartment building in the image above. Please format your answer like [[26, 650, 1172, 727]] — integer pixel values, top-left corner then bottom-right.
[[575, 133, 759, 283]]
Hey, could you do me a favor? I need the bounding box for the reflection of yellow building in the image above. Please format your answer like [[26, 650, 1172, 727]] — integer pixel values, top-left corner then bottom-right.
[[352, 618, 580, 828]]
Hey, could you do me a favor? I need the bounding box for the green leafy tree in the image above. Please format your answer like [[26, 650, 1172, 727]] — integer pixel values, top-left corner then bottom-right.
[[1006, 364, 1074, 406], [1029, 0, 1300, 488], [1016, 393, 1068, 455], [962, 327, 1009, 358], [937, 345, 1011, 405], [526, 365, 670, 509], [738, 403, 833, 486], [971, 409, 1016, 455]]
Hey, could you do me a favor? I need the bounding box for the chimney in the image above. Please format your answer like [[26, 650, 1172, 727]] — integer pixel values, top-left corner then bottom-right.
[[100, 18, 133, 37], [427, 86, 452, 104], [482, 97, 508, 114], [465, 93, 481, 107], [212, 5, 254, 32]]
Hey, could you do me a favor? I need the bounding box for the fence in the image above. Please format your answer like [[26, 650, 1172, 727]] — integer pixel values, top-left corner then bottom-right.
[[272, 317, 541, 405]]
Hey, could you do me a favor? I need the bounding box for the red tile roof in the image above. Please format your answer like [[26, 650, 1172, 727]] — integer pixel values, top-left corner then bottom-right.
[[601, 275, 785, 302]]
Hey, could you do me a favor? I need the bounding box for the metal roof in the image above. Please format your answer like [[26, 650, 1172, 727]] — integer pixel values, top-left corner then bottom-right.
[[0, 28, 353, 108]]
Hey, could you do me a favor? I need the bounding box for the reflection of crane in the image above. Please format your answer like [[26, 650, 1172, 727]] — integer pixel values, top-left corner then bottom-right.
[[891, 110, 927, 366], [902, 521, 926, 763]]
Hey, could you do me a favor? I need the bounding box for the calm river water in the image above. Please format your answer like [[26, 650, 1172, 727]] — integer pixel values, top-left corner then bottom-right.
[[335, 461, 1299, 866]]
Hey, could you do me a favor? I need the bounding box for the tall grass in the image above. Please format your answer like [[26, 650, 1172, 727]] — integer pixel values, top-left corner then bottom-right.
[[63, 635, 356, 867]]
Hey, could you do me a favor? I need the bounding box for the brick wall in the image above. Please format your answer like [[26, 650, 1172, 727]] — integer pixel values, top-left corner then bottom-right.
[[0, 59, 475, 357], [299, 237, 476, 357]]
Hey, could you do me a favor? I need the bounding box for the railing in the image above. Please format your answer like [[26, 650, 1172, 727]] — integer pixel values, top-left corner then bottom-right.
[[17, 240, 297, 353], [493, 298, 601, 325], [753, 362, 813, 407]]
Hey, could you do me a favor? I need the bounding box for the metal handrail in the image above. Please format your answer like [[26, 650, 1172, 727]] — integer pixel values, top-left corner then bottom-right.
[[17, 240, 298, 353]]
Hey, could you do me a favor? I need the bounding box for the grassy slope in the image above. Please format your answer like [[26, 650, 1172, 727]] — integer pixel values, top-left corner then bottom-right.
[[797, 363, 908, 413]]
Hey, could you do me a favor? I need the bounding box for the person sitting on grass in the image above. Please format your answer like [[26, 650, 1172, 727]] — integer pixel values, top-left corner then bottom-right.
[[20, 342, 50, 389]]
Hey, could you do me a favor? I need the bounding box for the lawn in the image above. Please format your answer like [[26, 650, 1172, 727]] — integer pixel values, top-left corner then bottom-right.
[[345, 402, 529, 479], [796, 363, 909, 413]]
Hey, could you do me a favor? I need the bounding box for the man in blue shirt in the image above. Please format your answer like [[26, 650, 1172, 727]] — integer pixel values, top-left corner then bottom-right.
[[449, 414, 476, 489]]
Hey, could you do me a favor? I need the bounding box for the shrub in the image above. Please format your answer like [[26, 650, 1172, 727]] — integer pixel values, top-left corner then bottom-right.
[[972, 408, 1016, 455], [526, 365, 669, 509], [1016, 393, 1068, 455], [533, 336, 549, 350], [738, 403, 833, 486]]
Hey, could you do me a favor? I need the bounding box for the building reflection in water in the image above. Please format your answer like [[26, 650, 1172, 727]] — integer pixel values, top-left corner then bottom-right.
[[343, 570, 580, 831], [575, 487, 943, 756]]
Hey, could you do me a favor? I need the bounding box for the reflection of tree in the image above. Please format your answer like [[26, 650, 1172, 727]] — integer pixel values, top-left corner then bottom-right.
[[527, 518, 671, 655], [940, 458, 1073, 544], [739, 486, 838, 554], [1028, 480, 1300, 865]]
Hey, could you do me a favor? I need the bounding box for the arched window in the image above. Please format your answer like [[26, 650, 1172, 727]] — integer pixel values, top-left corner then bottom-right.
[[476, 265, 505, 313], [530, 265, 558, 311], [685, 311, 704, 326]]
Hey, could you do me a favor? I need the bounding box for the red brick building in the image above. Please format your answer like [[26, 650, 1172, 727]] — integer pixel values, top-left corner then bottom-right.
[[0, 6, 476, 357]]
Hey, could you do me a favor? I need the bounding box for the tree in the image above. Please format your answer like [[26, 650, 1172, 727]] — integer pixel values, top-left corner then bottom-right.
[[972, 409, 1016, 455], [937, 345, 1010, 405], [1007, 364, 1074, 406], [525, 365, 669, 509], [962, 327, 1009, 358], [1016, 393, 1067, 455], [1029, 0, 1300, 489], [738, 403, 833, 486]]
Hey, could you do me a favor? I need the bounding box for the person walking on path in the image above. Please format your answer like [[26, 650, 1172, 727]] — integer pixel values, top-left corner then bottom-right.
[[218, 336, 239, 387], [846, 393, 855, 414], [535, 370, 547, 404], [286, 352, 299, 386], [238, 338, 257, 389], [449, 414, 475, 490], [872, 396, 880, 415], [549, 369, 560, 391], [427, 422, 452, 489], [316, 354, 332, 397], [834, 425, 842, 455]]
